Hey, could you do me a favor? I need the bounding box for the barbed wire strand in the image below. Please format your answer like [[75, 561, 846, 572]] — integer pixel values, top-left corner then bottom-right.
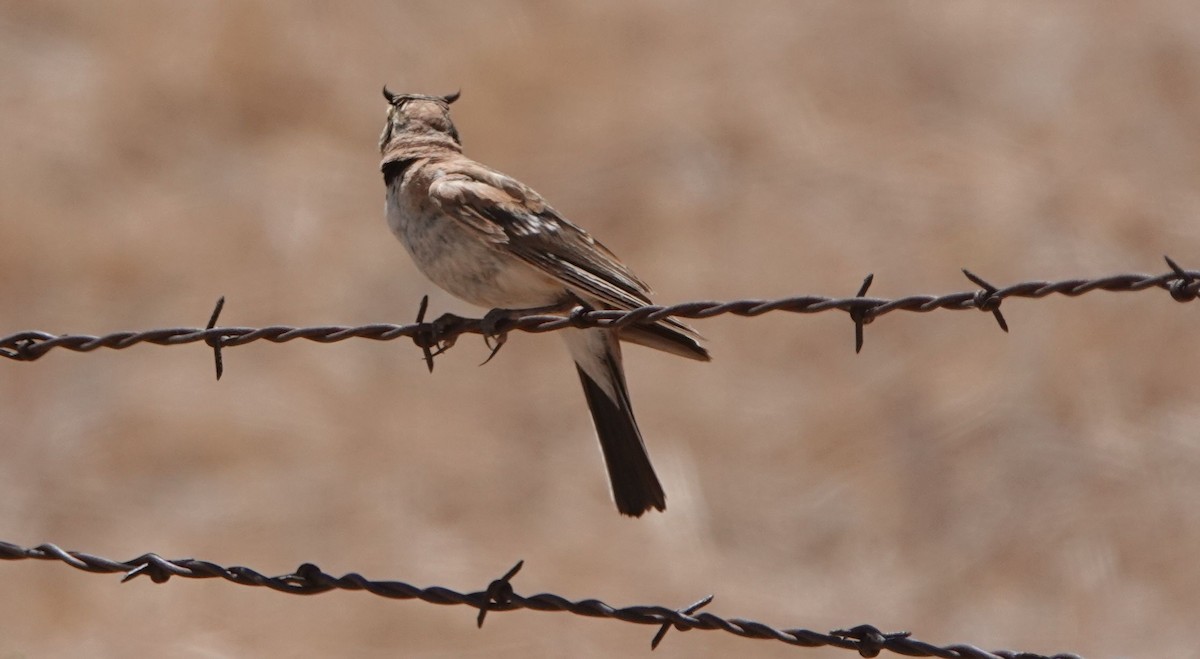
[[1, 258, 1196, 376], [0, 540, 1081, 658]]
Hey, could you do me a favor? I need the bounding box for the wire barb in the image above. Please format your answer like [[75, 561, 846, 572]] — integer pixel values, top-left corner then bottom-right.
[[1163, 255, 1197, 302], [651, 594, 714, 650], [0, 333, 43, 361], [850, 273, 875, 353], [477, 560, 523, 628], [961, 269, 1009, 333], [206, 296, 227, 380], [831, 625, 909, 658], [412, 295, 438, 372], [122, 553, 185, 584]]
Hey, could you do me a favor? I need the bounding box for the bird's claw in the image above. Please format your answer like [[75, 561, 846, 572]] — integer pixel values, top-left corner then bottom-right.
[[479, 308, 515, 365], [413, 302, 466, 372], [430, 313, 465, 351]]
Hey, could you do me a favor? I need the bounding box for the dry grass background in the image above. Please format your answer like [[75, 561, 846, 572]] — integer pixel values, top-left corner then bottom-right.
[[2, 2, 1199, 657]]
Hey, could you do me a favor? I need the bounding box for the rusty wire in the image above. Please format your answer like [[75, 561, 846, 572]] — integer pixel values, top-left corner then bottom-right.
[[1, 258, 1195, 375], [4, 261, 1189, 656], [0, 540, 1081, 658]]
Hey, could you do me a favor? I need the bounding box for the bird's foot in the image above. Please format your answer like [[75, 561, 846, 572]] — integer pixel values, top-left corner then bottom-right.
[[478, 301, 575, 366], [412, 295, 469, 373]]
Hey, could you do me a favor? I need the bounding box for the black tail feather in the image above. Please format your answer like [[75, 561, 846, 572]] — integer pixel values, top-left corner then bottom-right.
[[575, 364, 666, 516]]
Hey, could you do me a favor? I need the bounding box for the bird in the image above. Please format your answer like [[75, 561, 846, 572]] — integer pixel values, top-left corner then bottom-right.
[[378, 88, 709, 516]]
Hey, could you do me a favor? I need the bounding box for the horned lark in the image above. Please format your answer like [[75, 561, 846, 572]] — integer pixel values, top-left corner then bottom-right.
[[379, 89, 709, 516]]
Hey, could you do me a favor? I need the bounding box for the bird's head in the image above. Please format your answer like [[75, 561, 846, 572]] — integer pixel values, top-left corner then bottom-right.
[[379, 87, 462, 153]]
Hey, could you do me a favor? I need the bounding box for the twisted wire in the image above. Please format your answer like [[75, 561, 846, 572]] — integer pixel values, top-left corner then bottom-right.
[[0, 541, 1081, 658], [1, 259, 1195, 366]]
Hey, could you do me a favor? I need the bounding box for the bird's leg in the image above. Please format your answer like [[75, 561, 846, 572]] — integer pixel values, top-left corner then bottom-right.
[[479, 300, 577, 365]]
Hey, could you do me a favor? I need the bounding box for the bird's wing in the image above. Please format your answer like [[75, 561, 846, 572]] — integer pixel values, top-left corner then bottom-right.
[[428, 164, 708, 355], [428, 165, 655, 312]]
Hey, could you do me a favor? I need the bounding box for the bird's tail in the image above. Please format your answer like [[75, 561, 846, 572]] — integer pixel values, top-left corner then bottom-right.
[[565, 328, 666, 516]]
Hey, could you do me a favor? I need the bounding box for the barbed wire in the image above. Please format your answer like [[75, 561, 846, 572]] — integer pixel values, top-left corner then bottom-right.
[[6, 261, 1188, 656], [1, 257, 1195, 378], [0, 540, 1080, 658]]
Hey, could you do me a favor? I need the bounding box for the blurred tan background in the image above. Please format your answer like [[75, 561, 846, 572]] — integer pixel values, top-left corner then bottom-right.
[[2, 2, 1199, 657]]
